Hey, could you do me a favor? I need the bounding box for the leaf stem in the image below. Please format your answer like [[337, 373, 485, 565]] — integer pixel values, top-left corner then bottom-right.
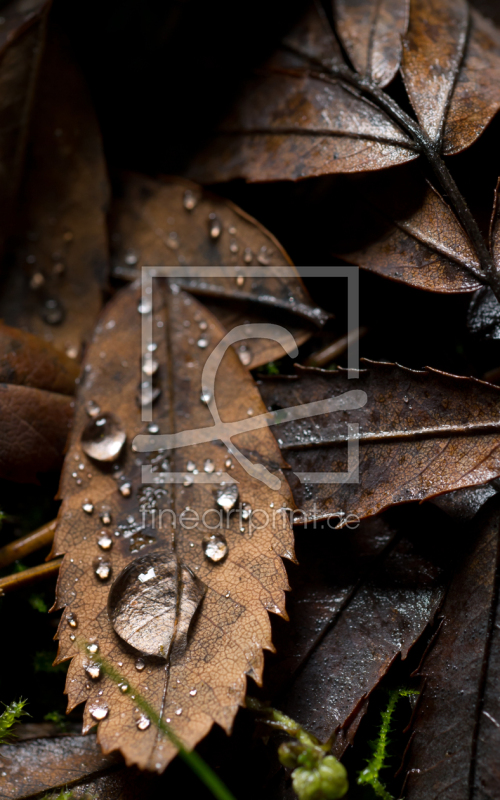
[[0, 558, 62, 596], [0, 520, 56, 570]]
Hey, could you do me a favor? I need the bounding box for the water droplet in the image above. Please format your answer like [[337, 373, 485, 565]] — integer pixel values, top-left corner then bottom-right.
[[247, 408, 253, 416], [69, 634, 76, 642], [98, 532, 113, 551], [190, 688, 197, 696], [208, 213, 221, 239], [257, 247, 270, 266], [125, 250, 138, 265], [183, 475, 193, 487], [216, 484, 239, 512], [82, 501, 94, 514], [243, 249, 252, 265], [108, 554, 205, 658], [183, 189, 198, 210], [142, 353, 159, 376], [238, 345, 252, 366], [187, 461, 196, 472], [204, 459, 215, 474], [148, 423, 159, 434], [137, 714, 151, 730], [229, 241, 238, 254], [41, 297, 65, 325], [403, 395, 409, 404], [197, 337, 209, 349], [100, 510, 112, 525], [85, 663, 101, 680], [135, 658, 146, 671], [137, 381, 161, 407], [138, 300, 153, 315], [119, 482, 132, 497], [86, 400, 101, 419], [81, 413, 126, 462], [241, 503, 252, 521], [30, 272, 45, 290], [119, 683, 129, 693], [200, 390, 212, 405], [225, 458, 232, 468], [175, 708, 183, 716], [198, 320, 208, 332], [90, 704, 108, 721], [87, 643, 99, 655], [95, 560, 112, 581], [203, 534, 228, 563]]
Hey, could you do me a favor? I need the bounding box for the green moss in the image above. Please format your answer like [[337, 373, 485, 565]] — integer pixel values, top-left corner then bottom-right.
[[0, 699, 28, 743]]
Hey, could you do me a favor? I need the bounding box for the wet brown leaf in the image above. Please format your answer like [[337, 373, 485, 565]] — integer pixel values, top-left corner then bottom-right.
[[333, 0, 410, 87], [110, 172, 326, 367], [0, 21, 109, 361], [337, 170, 484, 292], [258, 361, 500, 524], [0, 323, 77, 482], [187, 1, 500, 183], [402, 504, 500, 800], [53, 280, 294, 772], [187, 4, 418, 183], [0, 0, 51, 255], [401, 0, 469, 143]]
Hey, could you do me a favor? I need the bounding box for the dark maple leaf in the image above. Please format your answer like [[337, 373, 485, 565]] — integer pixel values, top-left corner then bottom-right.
[[53, 280, 295, 771], [0, 20, 109, 361]]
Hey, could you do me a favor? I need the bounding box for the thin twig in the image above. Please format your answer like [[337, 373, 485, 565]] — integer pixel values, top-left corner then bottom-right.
[[0, 558, 62, 596], [0, 519, 56, 570], [305, 327, 368, 368]]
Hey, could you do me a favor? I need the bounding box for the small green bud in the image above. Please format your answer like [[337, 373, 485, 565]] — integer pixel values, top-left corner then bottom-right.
[[292, 756, 348, 800]]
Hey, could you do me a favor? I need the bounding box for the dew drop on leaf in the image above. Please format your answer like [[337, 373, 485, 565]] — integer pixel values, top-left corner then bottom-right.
[[203, 534, 228, 563], [216, 484, 239, 512], [136, 714, 151, 730], [90, 704, 108, 721], [81, 413, 126, 462], [108, 554, 206, 659]]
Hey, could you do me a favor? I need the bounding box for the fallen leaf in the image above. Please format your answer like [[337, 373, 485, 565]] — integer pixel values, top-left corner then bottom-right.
[[110, 172, 327, 368], [336, 169, 484, 292], [53, 280, 295, 772], [401, 0, 469, 143], [187, 0, 500, 183], [0, 323, 77, 482], [333, 0, 410, 87], [273, 527, 446, 751], [0, 0, 51, 255], [0, 20, 109, 361], [258, 361, 500, 524], [402, 504, 500, 799], [187, 4, 419, 183]]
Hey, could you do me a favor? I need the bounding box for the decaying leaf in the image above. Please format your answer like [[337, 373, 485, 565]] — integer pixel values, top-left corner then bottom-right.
[[333, 0, 410, 88], [258, 361, 500, 525], [0, 322, 77, 482], [336, 169, 484, 293], [0, 20, 109, 361], [53, 280, 295, 771], [402, 504, 500, 799], [187, 0, 500, 184], [110, 172, 327, 369], [0, 0, 51, 255]]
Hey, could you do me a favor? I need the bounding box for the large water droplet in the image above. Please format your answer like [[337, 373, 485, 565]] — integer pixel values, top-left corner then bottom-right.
[[204, 459, 215, 474], [81, 413, 126, 462], [108, 554, 205, 659], [216, 484, 239, 512], [208, 213, 221, 239], [203, 534, 228, 563], [90, 704, 108, 721]]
